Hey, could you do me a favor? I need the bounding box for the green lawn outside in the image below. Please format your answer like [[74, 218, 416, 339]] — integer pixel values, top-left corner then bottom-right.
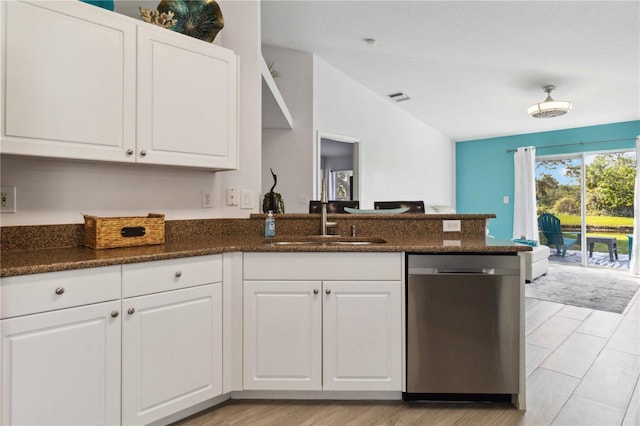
[[555, 214, 634, 227]]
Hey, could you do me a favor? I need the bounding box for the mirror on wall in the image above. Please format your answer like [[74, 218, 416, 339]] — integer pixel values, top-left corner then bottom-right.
[[316, 132, 360, 201]]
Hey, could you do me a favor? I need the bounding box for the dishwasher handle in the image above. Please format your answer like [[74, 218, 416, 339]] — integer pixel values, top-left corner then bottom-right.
[[435, 268, 496, 275]]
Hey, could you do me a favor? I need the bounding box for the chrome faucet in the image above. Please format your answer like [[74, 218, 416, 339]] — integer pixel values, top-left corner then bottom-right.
[[321, 179, 337, 236]]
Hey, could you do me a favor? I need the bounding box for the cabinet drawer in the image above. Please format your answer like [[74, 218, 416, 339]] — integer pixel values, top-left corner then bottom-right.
[[1, 265, 121, 319], [122, 255, 221, 298]]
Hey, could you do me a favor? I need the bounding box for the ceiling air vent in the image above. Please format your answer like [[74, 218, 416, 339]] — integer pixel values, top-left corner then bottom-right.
[[388, 92, 411, 102]]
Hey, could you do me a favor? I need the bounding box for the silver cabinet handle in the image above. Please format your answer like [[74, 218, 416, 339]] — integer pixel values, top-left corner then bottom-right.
[[128, 308, 135, 315], [55, 287, 65, 295], [313, 289, 319, 294], [325, 289, 331, 295], [126, 149, 134, 156], [140, 150, 147, 157], [111, 310, 119, 318], [175, 271, 182, 278]]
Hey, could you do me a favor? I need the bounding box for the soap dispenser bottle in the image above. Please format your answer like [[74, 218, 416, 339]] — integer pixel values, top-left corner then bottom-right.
[[265, 210, 276, 237]]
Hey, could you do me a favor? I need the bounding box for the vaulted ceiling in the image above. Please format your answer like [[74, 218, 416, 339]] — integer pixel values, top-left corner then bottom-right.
[[261, 1, 640, 141]]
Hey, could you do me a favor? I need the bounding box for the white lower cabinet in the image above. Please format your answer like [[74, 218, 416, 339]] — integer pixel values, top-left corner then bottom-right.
[[121, 256, 223, 425], [322, 281, 402, 391], [2, 250, 402, 423], [243, 252, 402, 392], [1, 267, 122, 426], [243, 281, 322, 390]]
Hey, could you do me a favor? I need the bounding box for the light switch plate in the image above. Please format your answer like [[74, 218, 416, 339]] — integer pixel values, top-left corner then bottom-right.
[[240, 190, 253, 209]]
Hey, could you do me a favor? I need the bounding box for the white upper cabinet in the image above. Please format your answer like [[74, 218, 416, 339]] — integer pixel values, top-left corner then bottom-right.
[[137, 25, 237, 169], [1, 1, 238, 170], [1, 1, 136, 162]]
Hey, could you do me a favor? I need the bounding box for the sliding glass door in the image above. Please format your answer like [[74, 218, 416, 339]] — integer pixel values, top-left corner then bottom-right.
[[536, 149, 636, 269], [536, 155, 584, 264], [584, 151, 636, 268]]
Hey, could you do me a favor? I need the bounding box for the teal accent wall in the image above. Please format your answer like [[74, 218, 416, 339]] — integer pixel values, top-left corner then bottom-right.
[[456, 121, 640, 240]]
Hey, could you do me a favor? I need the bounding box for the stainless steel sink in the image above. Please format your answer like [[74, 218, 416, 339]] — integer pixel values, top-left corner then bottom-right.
[[263, 236, 387, 245]]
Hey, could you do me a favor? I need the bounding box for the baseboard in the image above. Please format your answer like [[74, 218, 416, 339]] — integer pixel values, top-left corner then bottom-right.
[[150, 393, 231, 426], [230, 390, 403, 400]]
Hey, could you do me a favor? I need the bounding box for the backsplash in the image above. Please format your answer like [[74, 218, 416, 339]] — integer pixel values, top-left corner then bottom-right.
[[1, 214, 492, 252]]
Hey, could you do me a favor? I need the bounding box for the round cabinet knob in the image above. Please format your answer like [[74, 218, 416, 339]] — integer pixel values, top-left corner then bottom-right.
[[126, 149, 134, 156], [175, 271, 182, 278], [128, 308, 135, 315], [55, 287, 65, 295], [111, 310, 119, 318], [325, 289, 331, 295], [313, 289, 319, 295], [139, 150, 147, 157]]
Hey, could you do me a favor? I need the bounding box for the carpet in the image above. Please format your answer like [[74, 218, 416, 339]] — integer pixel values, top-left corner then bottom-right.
[[526, 263, 640, 314]]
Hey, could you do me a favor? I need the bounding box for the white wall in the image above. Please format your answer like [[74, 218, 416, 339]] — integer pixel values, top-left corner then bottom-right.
[[314, 57, 455, 209], [0, 0, 262, 226], [261, 48, 455, 213], [214, 0, 262, 218], [261, 47, 314, 213]]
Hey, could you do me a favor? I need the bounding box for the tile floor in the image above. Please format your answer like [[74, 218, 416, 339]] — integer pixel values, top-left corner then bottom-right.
[[178, 279, 640, 425], [524, 290, 640, 425]]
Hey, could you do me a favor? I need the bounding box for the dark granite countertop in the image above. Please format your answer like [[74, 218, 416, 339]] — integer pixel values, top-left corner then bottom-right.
[[1, 233, 531, 277]]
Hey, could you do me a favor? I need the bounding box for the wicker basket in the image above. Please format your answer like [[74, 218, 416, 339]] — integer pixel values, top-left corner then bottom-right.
[[83, 213, 165, 249]]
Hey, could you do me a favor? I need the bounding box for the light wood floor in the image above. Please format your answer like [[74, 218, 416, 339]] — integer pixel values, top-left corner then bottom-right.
[[176, 291, 640, 426]]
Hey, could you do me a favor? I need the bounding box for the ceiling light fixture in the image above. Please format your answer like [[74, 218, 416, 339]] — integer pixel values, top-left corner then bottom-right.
[[528, 85, 572, 118]]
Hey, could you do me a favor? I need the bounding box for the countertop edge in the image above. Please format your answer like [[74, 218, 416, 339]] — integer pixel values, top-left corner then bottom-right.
[[1, 239, 532, 278]]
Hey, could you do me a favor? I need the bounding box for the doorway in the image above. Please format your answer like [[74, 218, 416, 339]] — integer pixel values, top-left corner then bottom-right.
[[535, 149, 636, 269], [315, 132, 360, 201]]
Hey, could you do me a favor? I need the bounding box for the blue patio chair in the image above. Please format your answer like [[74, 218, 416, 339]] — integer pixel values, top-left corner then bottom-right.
[[537, 213, 581, 257], [628, 234, 633, 257]]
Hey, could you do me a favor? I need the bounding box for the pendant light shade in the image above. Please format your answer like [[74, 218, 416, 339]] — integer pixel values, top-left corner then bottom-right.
[[528, 85, 572, 118]]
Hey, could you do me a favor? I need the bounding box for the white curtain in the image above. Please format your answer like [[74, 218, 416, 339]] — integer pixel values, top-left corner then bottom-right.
[[513, 146, 539, 241], [629, 137, 640, 275]]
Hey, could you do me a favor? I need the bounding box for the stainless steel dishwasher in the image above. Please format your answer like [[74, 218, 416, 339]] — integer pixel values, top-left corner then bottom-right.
[[403, 254, 521, 402]]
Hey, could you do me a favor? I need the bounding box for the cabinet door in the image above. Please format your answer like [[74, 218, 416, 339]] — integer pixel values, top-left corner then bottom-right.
[[122, 283, 222, 425], [1, 1, 136, 162], [243, 281, 322, 390], [1, 301, 121, 426], [137, 26, 238, 169], [322, 281, 402, 391]]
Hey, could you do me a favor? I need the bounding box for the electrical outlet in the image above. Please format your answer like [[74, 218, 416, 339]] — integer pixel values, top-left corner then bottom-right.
[[226, 188, 238, 206], [1, 186, 16, 213], [443, 219, 461, 232], [201, 190, 213, 208]]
